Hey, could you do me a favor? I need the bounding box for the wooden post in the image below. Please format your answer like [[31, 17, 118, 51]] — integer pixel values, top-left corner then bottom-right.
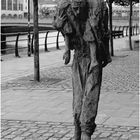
[[33, 0, 40, 81]]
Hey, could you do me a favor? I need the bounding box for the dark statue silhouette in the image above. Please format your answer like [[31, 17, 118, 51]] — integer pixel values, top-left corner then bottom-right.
[[53, 0, 112, 139]]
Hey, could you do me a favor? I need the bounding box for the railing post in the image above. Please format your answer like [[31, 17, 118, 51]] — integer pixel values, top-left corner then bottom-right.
[[136, 24, 138, 35], [118, 26, 121, 38], [31, 33, 34, 54], [1, 33, 6, 54], [134, 25, 136, 35], [44, 31, 49, 52], [15, 33, 20, 57], [28, 31, 31, 56], [113, 26, 116, 39], [122, 26, 125, 37], [56, 31, 60, 50], [126, 26, 129, 36], [132, 26, 134, 35]]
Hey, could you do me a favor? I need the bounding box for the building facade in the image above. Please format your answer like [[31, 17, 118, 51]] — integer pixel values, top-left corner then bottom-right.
[[112, 4, 139, 20], [1, 0, 139, 20], [1, 0, 33, 18]]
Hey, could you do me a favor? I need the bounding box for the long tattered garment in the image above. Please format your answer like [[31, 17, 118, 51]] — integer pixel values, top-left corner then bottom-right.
[[72, 42, 102, 136]]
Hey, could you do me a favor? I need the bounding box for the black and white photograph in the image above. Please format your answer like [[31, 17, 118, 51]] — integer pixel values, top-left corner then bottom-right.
[[1, 0, 139, 139]]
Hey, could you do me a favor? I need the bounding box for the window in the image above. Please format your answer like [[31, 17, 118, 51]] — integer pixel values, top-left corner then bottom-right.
[[21, 4, 23, 11], [19, 3, 23, 11], [13, 0, 17, 10], [1, 0, 6, 10], [8, 0, 12, 10]]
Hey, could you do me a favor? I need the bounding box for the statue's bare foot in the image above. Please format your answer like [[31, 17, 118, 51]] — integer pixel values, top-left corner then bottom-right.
[[81, 132, 91, 140]]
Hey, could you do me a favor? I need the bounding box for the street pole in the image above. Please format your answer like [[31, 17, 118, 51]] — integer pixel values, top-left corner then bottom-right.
[[33, 0, 40, 81], [28, 0, 31, 56]]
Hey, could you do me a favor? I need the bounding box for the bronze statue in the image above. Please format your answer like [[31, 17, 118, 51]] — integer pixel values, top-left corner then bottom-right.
[[53, 0, 111, 139]]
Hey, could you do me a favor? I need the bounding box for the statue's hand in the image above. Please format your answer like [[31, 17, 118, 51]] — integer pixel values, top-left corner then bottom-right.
[[55, 14, 67, 29], [63, 50, 71, 65]]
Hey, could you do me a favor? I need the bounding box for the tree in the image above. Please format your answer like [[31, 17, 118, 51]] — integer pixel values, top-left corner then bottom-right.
[[107, 0, 114, 56], [33, 0, 40, 81], [113, 0, 139, 50]]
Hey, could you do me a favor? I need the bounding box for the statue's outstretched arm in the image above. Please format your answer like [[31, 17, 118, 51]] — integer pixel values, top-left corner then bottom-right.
[[63, 35, 71, 65]]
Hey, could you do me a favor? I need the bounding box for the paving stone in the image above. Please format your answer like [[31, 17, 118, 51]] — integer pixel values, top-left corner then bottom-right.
[[13, 136, 25, 140], [130, 129, 139, 133], [2, 119, 140, 139], [4, 134, 17, 139], [108, 137, 120, 140], [1, 129, 13, 137], [1, 43, 139, 140], [99, 132, 112, 138], [130, 133, 139, 140], [65, 132, 74, 138], [42, 132, 54, 138], [120, 133, 132, 139], [111, 132, 123, 137], [36, 129, 49, 134], [20, 131, 32, 137], [60, 137, 71, 140]]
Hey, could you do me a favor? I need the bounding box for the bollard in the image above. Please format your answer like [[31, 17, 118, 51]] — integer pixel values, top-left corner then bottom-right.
[[15, 33, 20, 57], [44, 31, 49, 52], [31, 33, 34, 54], [56, 31, 60, 50]]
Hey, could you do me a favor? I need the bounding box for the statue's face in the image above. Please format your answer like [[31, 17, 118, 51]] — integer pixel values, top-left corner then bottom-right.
[[71, 0, 87, 20], [72, 6, 81, 17]]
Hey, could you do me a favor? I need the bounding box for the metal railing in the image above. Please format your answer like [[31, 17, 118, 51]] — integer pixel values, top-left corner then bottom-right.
[[112, 25, 139, 38], [1, 30, 64, 57], [1, 25, 139, 58]]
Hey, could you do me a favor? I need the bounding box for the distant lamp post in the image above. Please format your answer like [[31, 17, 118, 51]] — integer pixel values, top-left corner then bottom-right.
[[28, 0, 31, 56]]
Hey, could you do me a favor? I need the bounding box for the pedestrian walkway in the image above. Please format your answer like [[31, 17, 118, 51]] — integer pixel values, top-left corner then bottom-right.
[[1, 36, 139, 140]]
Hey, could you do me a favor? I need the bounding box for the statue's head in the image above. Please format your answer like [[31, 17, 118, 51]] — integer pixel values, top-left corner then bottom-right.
[[71, 0, 87, 18]]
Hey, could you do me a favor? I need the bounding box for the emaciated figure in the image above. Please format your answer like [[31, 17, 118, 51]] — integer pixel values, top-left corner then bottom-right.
[[53, 0, 112, 140]]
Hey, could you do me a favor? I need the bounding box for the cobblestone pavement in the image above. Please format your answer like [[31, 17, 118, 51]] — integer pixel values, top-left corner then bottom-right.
[[1, 120, 139, 140], [1, 41, 139, 140], [2, 50, 139, 93]]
